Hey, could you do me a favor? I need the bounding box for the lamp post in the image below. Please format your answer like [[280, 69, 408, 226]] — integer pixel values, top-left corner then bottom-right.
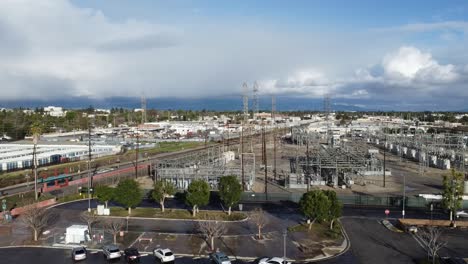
[[126, 216, 129, 233], [402, 172, 406, 219], [283, 229, 287, 260]]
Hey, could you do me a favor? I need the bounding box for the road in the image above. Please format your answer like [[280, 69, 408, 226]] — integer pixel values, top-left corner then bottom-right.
[[341, 218, 425, 264]]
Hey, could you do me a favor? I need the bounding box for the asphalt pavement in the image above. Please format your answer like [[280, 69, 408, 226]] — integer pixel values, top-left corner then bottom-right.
[[0, 247, 250, 264], [5, 199, 467, 264], [341, 217, 425, 264]]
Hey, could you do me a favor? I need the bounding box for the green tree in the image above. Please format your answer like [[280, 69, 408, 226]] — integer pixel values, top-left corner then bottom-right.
[[323, 190, 342, 230], [114, 179, 142, 215], [186, 179, 210, 217], [94, 185, 115, 208], [442, 169, 464, 222], [152, 180, 176, 213], [218, 176, 242, 215], [299, 190, 330, 230]]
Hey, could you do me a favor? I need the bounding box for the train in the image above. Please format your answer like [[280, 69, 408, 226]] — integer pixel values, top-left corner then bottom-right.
[[0, 154, 81, 173]]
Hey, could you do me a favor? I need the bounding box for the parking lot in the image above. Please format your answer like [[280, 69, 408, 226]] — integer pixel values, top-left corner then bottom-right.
[[0, 247, 253, 264]]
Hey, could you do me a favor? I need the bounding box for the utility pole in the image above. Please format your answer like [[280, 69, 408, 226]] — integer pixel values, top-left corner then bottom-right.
[[261, 128, 264, 166], [135, 130, 139, 178], [272, 95, 277, 182], [383, 133, 386, 188], [306, 139, 310, 192], [227, 126, 230, 151], [32, 135, 38, 201], [87, 121, 92, 212], [241, 126, 245, 191], [263, 126, 268, 199]]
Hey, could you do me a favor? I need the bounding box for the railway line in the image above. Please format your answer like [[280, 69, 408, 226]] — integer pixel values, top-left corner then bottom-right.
[[0, 127, 288, 198]]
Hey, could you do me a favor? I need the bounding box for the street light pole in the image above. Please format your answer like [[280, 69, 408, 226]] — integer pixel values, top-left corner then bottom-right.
[[126, 216, 129, 233], [402, 172, 406, 219], [283, 229, 287, 260]]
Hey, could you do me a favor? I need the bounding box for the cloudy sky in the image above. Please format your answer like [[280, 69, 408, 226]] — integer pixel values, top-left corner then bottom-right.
[[1, 0, 468, 110]]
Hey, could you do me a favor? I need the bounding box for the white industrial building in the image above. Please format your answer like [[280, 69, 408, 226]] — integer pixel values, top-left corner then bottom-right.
[[44, 106, 65, 117], [0, 143, 121, 172]]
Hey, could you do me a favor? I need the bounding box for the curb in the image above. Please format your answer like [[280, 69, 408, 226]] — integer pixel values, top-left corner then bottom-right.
[[48, 200, 249, 223], [381, 219, 403, 233], [96, 212, 249, 223], [300, 218, 351, 262], [46, 198, 89, 209]]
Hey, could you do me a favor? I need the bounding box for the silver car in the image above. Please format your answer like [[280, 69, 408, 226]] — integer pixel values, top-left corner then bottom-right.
[[103, 244, 121, 260], [71, 247, 87, 261]]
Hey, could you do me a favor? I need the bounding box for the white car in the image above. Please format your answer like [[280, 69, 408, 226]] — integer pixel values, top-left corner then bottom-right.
[[154, 248, 175, 263], [258, 257, 291, 264], [71, 247, 87, 261], [456, 210, 468, 218], [102, 244, 121, 260]]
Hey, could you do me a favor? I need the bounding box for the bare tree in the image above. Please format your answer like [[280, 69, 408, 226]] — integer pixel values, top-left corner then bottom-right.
[[419, 226, 447, 264], [104, 219, 124, 244], [80, 211, 99, 237], [20, 204, 50, 241], [250, 208, 269, 240], [196, 217, 226, 252]]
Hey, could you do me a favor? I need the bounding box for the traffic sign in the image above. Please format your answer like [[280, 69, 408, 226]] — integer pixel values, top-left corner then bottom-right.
[[385, 209, 390, 215]]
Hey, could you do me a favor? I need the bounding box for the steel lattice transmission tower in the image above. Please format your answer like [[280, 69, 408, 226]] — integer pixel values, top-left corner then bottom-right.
[[271, 95, 276, 120], [242, 82, 249, 122], [252, 81, 259, 117], [323, 94, 332, 145], [141, 96, 147, 124]]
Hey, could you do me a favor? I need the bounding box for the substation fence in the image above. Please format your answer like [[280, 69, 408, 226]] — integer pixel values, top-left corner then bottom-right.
[[240, 192, 468, 209]]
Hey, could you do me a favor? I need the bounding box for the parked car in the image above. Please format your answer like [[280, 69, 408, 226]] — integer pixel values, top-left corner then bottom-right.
[[103, 244, 121, 260], [258, 257, 291, 264], [124, 248, 140, 263], [456, 211, 468, 218], [209, 252, 231, 264], [154, 248, 175, 263], [71, 247, 87, 261]]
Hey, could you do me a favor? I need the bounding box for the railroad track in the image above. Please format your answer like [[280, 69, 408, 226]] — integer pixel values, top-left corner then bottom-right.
[[0, 127, 289, 198]]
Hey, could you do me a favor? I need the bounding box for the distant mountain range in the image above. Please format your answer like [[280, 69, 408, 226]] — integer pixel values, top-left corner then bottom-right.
[[0, 96, 463, 112]]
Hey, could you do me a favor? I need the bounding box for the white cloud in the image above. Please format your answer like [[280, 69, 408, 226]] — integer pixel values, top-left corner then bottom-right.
[[382, 46, 458, 83], [0, 0, 466, 109], [260, 46, 467, 101], [259, 69, 334, 97]]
